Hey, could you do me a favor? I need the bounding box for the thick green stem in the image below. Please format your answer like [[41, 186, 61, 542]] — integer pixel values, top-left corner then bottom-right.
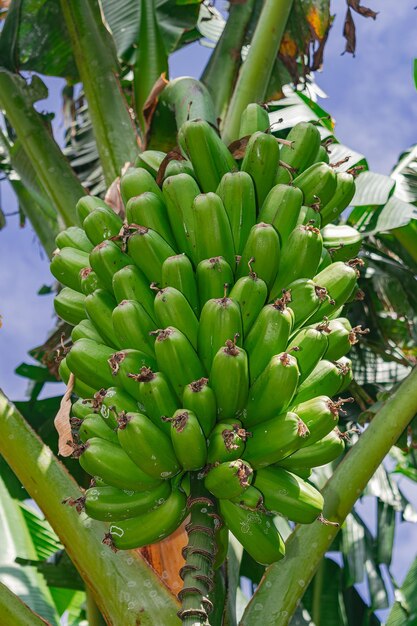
[[241, 365, 417, 626], [0, 70, 83, 227], [85, 588, 106, 626], [201, 0, 256, 120], [0, 391, 180, 626], [0, 581, 50, 626], [221, 0, 294, 144], [59, 0, 140, 185], [179, 473, 218, 626]]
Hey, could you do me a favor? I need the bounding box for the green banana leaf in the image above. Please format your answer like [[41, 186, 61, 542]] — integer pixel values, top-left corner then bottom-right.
[[386, 553, 417, 625]]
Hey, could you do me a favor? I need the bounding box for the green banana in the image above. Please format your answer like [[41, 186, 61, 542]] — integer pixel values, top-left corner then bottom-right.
[[337, 357, 353, 392], [51, 248, 90, 292], [312, 144, 330, 165], [154, 327, 206, 399], [161, 254, 199, 316], [258, 184, 303, 246], [154, 286, 199, 349], [78, 414, 119, 445], [83, 207, 123, 246], [164, 158, 196, 180], [120, 167, 164, 205], [112, 299, 156, 356], [108, 488, 187, 550], [236, 222, 280, 290], [210, 340, 249, 421], [71, 398, 94, 420], [125, 192, 176, 249], [78, 437, 162, 491], [282, 279, 328, 329], [287, 326, 329, 382], [79, 268, 103, 296], [277, 122, 321, 177], [196, 256, 234, 309], [320, 171, 355, 226], [207, 422, 250, 464], [84, 289, 120, 348], [322, 224, 362, 262], [66, 338, 115, 389], [244, 352, 299, 426], [198, 296, 243, 372], [55, 226, 93, 253], [322, 317, 352, 361], [54, 287, 86, 326], [216, 171, 256, 255], [218, 499, 285, 565], [84, 481, 171, 521], [127, 368, 179, 435], [292, 162, 337, 207], [59, 357, 97, 398], [179, 119, 236, 192], [241, 132, 280, 208], [112, 265, 155, 322], [89, 240, 132, 291], [76, 196, 112, 224], [127, 226, 176, 284], [317, 247, 332, 273], [293, 395, 350, 447], [292, 359, 351, 405], [135, 149, 166, 177], [242, 411, 308, 468], [98, 386, 140, 429], [244, 298, 294, 384], [231, 485, 264, 511], [182, 378, 217, 437], [165, 409, 207, 470], [270, 224, 323, 299], [308, 260, 362, 323], [205, 459, 253, 499], [229, 270, 267, 336], [117, 412, 180, 479], [107, 349, 157, 398], [192, 193, 236, 269], [239, 103, 270, 137], [162, 173, 200, 259], [278, 429, 345, 470], [296, 205, 322, 229], [254, 466, 323, 523]]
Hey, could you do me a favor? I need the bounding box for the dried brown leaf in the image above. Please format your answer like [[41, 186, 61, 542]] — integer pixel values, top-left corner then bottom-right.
[[155, 148, 185, 186], [343, 7, 356, 55], [348, 0, 377, 19], [104, 176, 125, 218], [54, 374, 75, 457], [143, 73, 169, 147]]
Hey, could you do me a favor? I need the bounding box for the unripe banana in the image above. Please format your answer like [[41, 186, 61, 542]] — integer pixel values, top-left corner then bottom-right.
[[196, 256, 234, 309], [244, 297, 294, 384], [154, 327, 206, 399], [162, 173, 200, 259], [317, 247, 332, 273], [71, 398, 94, 420], [164, 158, 196, 180], [312, 144, 330, 165], [179, 119, 236, 192], [270, 224, 323, 299], [244, 352, 299, 426], [198, 296, 243, 372], [112, 265, 156, 322], [292, 162, 337, 207], [216, 171, 256, 255], [231, 485, 264, 511], [254, 466, 323, 523], [218, 500, 285, 565], [79, 268, 103, 295], [308, 260, 362, 323], [88, 240, 132, 291], [98, 386, 140, 429], [282, 279, 328, 329], [258, 184, 303, 246], [322, 317, 352, 361], [127, 367, 179, 435], [120, 167, 164, 205], [127, 226, 176, 285], [78, 437, 162, 491], [154, 286, 199, 349], [76, 196, 112, 224], [182, 378, 217, 437], [210, 340, 249, 421], [107, 349, 157, 398], [66, 338, 115, 389], [54, 287, 86, 326], [83, 207, 123, 246], [59, 357, 97, 398], [241, 132, 280, 208], [229, 270, 268, 336], [78, 414, 119, 445], [287, 325, 329, 382], [84, 289, 120, 348], [322, 224, 362, 262], [239, 103, 270, 137], [293, 359, 350, 405], [205, 459, 253, 499], [277, 122, 321, 178], [112, 300, 155, 356], [117, 412, 180, 479], [242, 411, 307, 468], [296, 205, 322, 229], [320, 171, 355, 226], [161, 254, 199, 316], [55, 226, 93, 253], [125, 192, 176, 249], [236, 222, 280, 289], [84, 481, 171, 522], [165, 409, 207, 470], [207, 422, 250, 464], [51, 248, 90, 292], [108, 488, 187, 550], [293, 395, 350, 447], [192, 193, 236, 269], [278, 429, 345, 470], [135, 149, 166, 176], [337, 356, 353, 392]]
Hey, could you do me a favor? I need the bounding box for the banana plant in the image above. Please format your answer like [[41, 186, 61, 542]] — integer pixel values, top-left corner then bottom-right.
[[1, 0, 416, 625]]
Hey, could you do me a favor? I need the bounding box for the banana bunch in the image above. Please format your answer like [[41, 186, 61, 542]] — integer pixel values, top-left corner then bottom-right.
[[52, 106, 365, 566]]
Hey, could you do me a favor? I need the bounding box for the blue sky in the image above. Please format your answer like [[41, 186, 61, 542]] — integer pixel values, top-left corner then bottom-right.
[[0, 0, 416, 606]]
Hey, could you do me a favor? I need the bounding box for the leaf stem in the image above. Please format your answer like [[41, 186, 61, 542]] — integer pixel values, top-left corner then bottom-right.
[[221, 0, 294, 144]]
